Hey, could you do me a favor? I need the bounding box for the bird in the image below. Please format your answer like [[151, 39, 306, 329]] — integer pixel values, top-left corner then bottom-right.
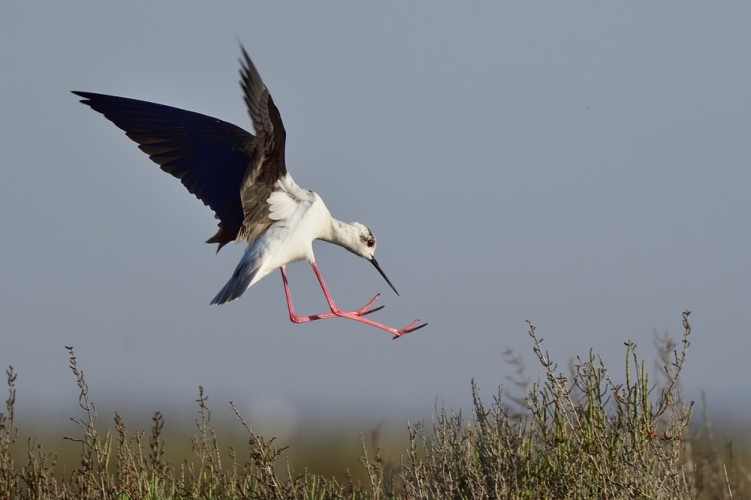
[[72, 46, 426, 338]]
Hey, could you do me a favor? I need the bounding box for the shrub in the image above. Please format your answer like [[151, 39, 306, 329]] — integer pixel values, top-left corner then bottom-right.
[[0, 311, 748, 498]]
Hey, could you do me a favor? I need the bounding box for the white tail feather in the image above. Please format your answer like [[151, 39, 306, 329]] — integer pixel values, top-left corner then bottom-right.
[[210, 248, 263, 304]]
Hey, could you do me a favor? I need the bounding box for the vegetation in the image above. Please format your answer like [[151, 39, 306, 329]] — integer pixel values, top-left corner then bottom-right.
[[1, 311, 749, 498]]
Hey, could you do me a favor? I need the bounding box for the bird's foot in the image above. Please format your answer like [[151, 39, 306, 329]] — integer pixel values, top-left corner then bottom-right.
[[328, 294, 383, 317], [349, 293, 383, 317], [332, 310, 427, 339], [391, 320, 428, 339], [288, 296, 383, 323]]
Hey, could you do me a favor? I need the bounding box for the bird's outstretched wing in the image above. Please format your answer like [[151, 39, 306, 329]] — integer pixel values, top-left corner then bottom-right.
[[239, 46, 286, 181], [235, 46, 289, 247], [72, 91, 257, 250]]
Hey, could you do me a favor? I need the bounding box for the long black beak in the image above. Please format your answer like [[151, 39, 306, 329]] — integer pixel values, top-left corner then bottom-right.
[[370, 258, 399, 296]]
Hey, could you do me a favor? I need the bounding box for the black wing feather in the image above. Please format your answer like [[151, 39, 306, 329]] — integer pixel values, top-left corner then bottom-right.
[[72, 91, 256, 250], [239, 46, 287, 183]]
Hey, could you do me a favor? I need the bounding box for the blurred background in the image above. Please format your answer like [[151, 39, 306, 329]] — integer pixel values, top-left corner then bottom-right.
[[1, 2, 749, 448]]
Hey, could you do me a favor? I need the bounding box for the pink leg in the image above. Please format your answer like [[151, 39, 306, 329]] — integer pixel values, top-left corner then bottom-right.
[[309, 262, 427, 339], [280, 264, 425, 338], [281, 266, 383, 323]]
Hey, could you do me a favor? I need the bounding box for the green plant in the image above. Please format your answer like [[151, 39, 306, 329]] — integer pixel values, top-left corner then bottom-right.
[[0, 311, 748, 499]]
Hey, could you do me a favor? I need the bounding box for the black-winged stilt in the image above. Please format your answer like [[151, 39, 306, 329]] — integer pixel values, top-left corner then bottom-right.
[[72, 46, 426, 338]]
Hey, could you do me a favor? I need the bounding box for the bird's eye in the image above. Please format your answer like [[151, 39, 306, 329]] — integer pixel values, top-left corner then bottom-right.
[[366, 238, 375, 247]]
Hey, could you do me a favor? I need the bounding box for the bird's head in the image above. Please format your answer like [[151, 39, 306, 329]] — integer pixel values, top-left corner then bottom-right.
[[348, 222, 399, 296]]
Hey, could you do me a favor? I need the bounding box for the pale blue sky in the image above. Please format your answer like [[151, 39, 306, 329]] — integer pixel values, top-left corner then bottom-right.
[[2, 3, 750, 434]]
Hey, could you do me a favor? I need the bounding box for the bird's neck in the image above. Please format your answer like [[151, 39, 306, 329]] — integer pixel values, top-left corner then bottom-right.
[[322, 219, 359, 253]]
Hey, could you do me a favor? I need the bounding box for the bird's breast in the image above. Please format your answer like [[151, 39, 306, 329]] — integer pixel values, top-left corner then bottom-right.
[[256, 180, 332, 269]]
